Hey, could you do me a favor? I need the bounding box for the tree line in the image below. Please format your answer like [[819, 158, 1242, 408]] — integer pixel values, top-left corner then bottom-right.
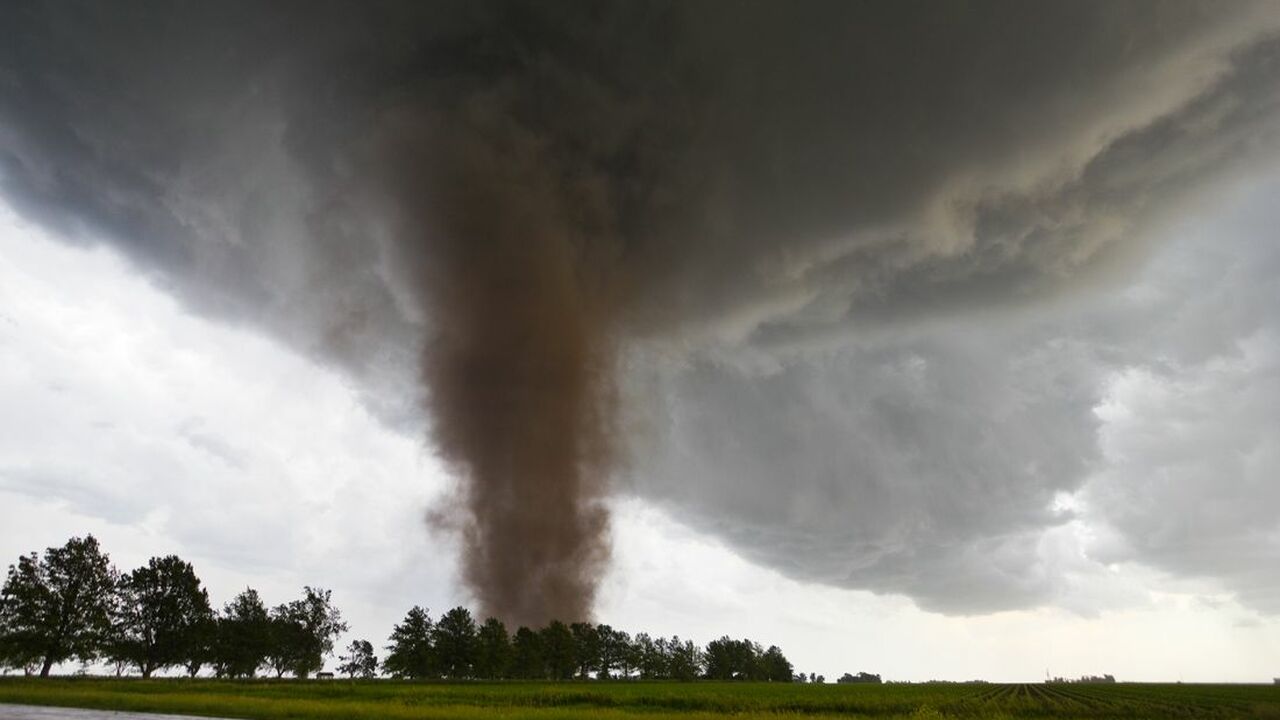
[[1047, 674, 1116, 684], [0, 535, 794, 682], [0, 536, 345, 678], [365, 605, 793, 681]]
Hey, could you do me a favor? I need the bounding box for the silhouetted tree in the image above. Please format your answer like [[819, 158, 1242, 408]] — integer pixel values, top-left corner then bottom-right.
[[213, 588, 270, 679], [510, 626, 544, 679], [633, 633, 661, 679], [760, 645, 793, 682], [0, 536, 116, 676], [268, 587, 347, 678], [433, 606, 476, 679], [1047, 673, 1115, 684], [570, 622, 599, 679], [337, 639, 378, 678], [837, 671, 881, 684], [667, 636, 704, 681], [540, 621, 575, 680], [383, 606, 436, 679], [109, 555, 213, 678], [597, 625, 631, 679], [704, 637, 762, 680], [264, 611, 303, 678], [182, 613, 217, 677], [1, 536, 808, 685], [0, 589, 33, 675], [474, 617, 511, 679], [704, 637, 735, 680]]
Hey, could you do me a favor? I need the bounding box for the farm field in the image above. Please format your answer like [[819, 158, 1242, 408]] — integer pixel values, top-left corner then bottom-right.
[[1, 678, 1278, 719]]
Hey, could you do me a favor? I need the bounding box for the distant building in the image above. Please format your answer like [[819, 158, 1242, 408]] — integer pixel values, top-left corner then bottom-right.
[[316, 672, 335, 680]]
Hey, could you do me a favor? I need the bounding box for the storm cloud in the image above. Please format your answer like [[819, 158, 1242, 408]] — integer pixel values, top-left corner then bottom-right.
[[2, 0, 1279, 617]]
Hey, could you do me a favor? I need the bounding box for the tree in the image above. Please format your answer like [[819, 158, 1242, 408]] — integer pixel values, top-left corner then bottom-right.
[[667, 636, 704, 681], [760, 646, 793, 682], [268, 586, 347, 678], [432, 606, 476, 679], [264, 611, 304, 678], [633, 633, 662, 679], [109, 555, 213, 678], [337, 639, 378, 679], [597, 625, 631, 680], [703, 636, 736, 680], [473, 617, 511, 679], [0, 536, 116, 677], [540, 621, 575, 680], [510, 626, 544, 679], [0, 589, 37, 674], [704, 637, 763, 680], [569, 622, 600, 680], [383, 606, 436, 679], [213, 588, 270, 679], [613, 629, 638, 680], [182, 613, 217, 677], [837, 671, 881, 684]]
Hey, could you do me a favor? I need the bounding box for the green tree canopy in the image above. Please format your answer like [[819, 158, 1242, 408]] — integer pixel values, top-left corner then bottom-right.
[[0, 582, 38, 674], [0, 535, 116, 677], [569, 622, 600, 680], [668, 636, 704, 681], [269, 586, 347, 678], [382, 606, 436, 679], [510, 626, 544, 679], [540, 620, 575, 681], [264, 611, 304, 678], [596, 624, 630, 680], [633, 633, 661, 679], [181, 612, 217, 678], [473, 617, 511, 679], [704, 637, 762, 680], [337, 638, 378, 678], [109, 555, 213, 678], [760, 645, 794, 682], [432, 606, 476, 679], [213, 588, 270, 679]]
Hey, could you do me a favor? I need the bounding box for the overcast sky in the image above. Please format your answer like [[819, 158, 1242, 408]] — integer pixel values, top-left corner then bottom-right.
[[2, 1, 1279, 681]]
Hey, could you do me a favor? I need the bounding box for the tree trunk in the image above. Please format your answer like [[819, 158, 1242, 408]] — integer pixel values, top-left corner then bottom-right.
[[39, 657, 54, 677]]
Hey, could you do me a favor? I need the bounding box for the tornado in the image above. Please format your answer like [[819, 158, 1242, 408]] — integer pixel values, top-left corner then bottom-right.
[[373, 103, 627, 626]]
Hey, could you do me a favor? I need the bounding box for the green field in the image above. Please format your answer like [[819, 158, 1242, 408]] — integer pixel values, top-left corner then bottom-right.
[[1, 678, 1278, 719]]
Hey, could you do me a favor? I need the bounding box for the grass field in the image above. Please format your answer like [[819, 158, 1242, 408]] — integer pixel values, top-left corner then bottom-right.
[[1, 678, 1278, 719]]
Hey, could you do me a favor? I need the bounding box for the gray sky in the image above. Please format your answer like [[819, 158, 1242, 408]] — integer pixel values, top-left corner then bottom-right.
[[1, 0, 1279, 681]]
